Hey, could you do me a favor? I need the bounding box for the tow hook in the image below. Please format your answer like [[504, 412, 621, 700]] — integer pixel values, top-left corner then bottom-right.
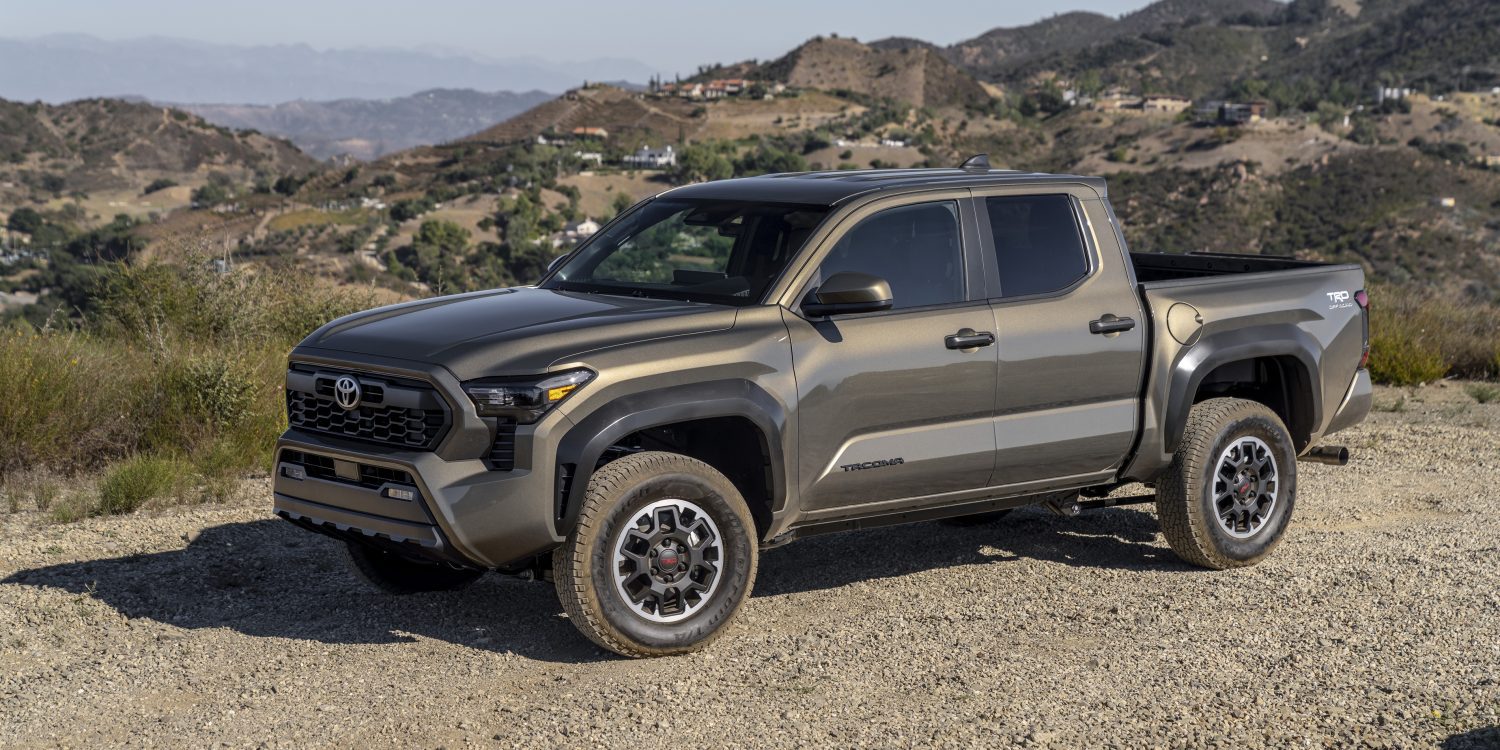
[[1301, 446, 1350, 466]]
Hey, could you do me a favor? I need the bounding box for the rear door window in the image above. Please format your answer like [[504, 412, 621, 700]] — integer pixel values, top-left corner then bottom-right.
[[983, 195, 1090, 298]]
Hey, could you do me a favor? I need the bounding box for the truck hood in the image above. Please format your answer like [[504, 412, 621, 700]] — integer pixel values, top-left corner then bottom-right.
[[297, 287, 737, 380]]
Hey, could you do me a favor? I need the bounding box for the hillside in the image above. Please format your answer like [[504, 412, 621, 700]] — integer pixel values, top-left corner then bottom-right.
[[924, 0, 1282, 82], [1264, 0, 1500, 92], [181, 88, 555, 160], [0, 97, 316, 218], [757, 37, 992, 109], [462, 84, 703, 146]]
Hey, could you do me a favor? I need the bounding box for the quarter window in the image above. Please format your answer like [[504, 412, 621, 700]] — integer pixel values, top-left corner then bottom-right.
[[984, 195, 1090, 298], [817, 201, 964, 309]]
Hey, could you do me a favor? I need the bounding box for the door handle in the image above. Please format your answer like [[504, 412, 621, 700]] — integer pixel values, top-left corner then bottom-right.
[[1089, 314, 1136, 335], [945, 329, 996, 350]]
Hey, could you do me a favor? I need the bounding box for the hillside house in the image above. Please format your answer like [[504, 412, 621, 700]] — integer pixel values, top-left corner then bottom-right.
[[1143, 95, 1192, 113], [1094, 92, 1142, 111], [565, 218, 601, 239], [1376, 86, 1413, 104], [574, 151, 603, 164], [624, 144, 677, 168], [1196, 100, 1268, 125], [1223, 101, 1268, 124], [548, 217, 603, 249]]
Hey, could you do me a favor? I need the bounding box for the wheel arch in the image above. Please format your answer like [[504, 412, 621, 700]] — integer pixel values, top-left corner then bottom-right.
[[554, 379, 788, 540], [1163, 324, 1322, 455]]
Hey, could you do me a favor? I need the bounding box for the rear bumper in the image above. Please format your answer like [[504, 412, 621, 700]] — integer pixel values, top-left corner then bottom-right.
[[273, 418, 572, 570], [1323, 367, 1372, 438]]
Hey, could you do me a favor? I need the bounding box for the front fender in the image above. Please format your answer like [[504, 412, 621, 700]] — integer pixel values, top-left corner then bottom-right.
[[553, 379, 790, 537]]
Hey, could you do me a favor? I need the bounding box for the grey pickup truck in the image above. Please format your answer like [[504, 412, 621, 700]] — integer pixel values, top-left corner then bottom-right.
[[273, 157, 1372, 657]]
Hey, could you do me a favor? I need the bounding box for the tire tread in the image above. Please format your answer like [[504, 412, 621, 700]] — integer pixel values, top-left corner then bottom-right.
[[552, 451, 758, 658]]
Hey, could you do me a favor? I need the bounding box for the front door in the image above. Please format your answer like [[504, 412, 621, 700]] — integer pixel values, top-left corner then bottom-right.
[[784, 197, 999, 513]]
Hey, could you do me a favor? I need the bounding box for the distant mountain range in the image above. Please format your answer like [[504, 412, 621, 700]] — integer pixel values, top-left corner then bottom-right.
[[178, 89, 556, 160], [0, 35, 654, 104]]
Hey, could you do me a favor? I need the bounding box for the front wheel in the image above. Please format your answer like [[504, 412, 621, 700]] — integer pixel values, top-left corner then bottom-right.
[[553, 451, 758, 658], [1156, 397, 1298, 569]]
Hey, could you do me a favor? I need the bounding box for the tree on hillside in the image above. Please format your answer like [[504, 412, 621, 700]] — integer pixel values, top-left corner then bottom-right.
[[674, 144, 734, 183], [609, 191, 635, 220], [391, 219, 470, 294], [736, 146, 807, 176], [6, 207, 42, 235]]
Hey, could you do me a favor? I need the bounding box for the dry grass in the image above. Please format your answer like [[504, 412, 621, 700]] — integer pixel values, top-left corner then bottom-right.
[[0, 256, 375, 520], [1367, 285, 1500, 386], [266, 208, 369, 233]]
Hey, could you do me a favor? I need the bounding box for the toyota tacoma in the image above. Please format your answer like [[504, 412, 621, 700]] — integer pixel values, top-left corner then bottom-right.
[[273, 157, 1372, 657]]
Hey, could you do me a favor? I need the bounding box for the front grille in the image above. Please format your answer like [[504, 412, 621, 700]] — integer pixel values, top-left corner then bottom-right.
[[285, 365, 449, 450], [487, 419, 518, 471], [280, 449, 416, 490]]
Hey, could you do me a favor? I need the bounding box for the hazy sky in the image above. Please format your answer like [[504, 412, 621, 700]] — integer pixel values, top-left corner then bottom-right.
[[1, 0, 1157, 74]]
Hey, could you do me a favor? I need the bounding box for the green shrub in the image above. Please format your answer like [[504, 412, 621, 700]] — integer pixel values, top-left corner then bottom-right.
[[96, 455, 187, 516], [1368, 328, 1449, 385], [1466, 384, 1500, 404], [164, 357, 255, 427], [1366, 285, 1500, 385]]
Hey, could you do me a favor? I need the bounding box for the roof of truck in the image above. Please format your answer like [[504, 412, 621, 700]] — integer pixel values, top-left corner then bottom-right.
[[662, 167, 1108, 206]]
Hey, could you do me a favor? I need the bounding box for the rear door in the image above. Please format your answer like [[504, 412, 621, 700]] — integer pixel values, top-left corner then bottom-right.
[[783, 191, 999, 513], [973, 189, 1147, 487]]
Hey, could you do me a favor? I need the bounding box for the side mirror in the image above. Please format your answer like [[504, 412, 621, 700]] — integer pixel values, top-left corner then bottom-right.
[[546, 254, 568, 275], [802, 272, 893, 317]]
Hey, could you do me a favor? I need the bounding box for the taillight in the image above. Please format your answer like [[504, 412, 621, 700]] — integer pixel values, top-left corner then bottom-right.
[[1355, 288, 1370, 369]]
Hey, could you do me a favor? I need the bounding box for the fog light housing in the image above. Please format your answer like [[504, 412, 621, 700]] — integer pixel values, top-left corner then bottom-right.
[[383, 487, 416, 502], [281, 465, 306, 481]]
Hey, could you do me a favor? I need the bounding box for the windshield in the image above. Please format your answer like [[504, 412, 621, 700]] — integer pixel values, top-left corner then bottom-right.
[[542, 198, 829, 306]]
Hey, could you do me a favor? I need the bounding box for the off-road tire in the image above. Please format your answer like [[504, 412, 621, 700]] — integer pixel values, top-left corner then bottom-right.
[[552, 451, 758, 658], [1157, 397, 1297, 570], [344, 541, 484, 594]]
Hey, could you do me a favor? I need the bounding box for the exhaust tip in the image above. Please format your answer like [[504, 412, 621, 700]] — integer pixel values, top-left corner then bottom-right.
[[1302, 446, 1350, 466]]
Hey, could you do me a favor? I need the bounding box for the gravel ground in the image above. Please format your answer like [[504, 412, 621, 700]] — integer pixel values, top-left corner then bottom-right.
[[2, 383, 1497, 749]]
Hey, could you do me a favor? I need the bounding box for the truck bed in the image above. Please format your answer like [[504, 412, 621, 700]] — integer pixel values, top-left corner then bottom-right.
[[1131, 251, 1334, 284]]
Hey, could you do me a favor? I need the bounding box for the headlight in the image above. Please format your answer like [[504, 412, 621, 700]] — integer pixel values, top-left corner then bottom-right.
[[461, 369, 594, 423]]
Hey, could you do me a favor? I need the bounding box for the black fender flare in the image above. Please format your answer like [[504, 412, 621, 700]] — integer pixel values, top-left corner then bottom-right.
[[1162, 323, 1322, 453], [553, 379, 790, 536]]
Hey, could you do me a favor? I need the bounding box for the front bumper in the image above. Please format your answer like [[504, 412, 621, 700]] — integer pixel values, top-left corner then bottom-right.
[[272, 350, 575, 569]]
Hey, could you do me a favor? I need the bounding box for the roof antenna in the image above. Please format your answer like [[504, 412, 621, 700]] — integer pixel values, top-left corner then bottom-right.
[[959, 153, 991, 171]]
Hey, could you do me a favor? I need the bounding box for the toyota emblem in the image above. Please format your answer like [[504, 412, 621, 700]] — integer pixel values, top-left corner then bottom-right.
[[333, 375, 362, 410]]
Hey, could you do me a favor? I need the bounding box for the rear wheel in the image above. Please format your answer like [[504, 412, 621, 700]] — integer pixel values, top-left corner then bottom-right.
[[344, 541, 484, 594], [553, 451, 758, 658], [1156, 398, 1297, 569]]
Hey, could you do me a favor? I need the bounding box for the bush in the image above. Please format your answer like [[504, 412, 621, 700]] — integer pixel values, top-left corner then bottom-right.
[[1466, 384, 1500, 404], [96, 455, 187, 516], [1368, 329, 1449, 386], [142, 178, 177, 195], [1366, 285, 1499, 385], [0, 255, 375, 509]]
